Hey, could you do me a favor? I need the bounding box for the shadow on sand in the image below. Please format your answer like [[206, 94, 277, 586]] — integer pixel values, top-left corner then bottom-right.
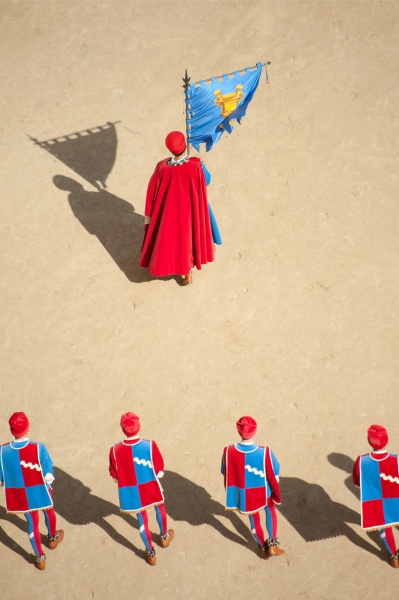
[[162, 471, 255, 553], [52, 467, 143, 557], [53, 175, 154, 283], [277, 458, 384, 561], [0, 506, 34, 564]]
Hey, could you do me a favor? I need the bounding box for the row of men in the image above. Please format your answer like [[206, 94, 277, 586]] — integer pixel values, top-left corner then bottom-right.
[[1, 412, 399, 569]]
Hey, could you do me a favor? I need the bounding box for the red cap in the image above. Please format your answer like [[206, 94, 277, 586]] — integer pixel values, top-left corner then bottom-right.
[[9, 412, 30, 438], [165, 131, 186, 155], [367, 424, 388, 450], [120, 412, 140, 437], [236, 416, 257, 440]]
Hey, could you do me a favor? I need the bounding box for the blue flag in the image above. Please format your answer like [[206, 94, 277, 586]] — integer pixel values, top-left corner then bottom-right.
[[186, 62, 267, 152]]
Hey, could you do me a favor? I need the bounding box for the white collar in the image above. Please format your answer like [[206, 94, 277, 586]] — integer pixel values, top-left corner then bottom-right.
[[170, 155, 188, 165]]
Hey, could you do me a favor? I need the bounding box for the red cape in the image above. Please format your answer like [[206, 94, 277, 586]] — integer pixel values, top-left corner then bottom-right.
[[139, 157, 214, 276]]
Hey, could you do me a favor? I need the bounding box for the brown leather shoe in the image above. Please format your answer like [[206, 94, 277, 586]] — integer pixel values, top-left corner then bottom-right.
[[160, 529, 174, 548], [48, 529, 64, 550], [259, 546, 270, 560], [145, 549, 156, 566], [267, 538, 285, 557], [268, 545, 286, 557], [35, 554, 46, 570], [182, 274, 192, 286], [389, 554, 399, 568]]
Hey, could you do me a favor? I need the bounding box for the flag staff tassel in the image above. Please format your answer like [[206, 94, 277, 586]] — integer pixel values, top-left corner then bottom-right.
[[182, 69, 191, 157]]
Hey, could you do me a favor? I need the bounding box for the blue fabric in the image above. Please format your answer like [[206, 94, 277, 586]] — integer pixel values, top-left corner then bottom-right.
[[360, 458, 383, 501], [188, 64, 263, 151], [383, 498, 399, 523], [25, 512, 41, 557], [155, 504, 166, 536], [119, 485, 141, 511], [131, 440, 157, 485], [25, 484, 50, 511], [200, 161, 222, 245], [39, 443, 54, 479], [226, 484, 246, 509], [0, 444, 25, 488], [201, 162, 211, 185], [208, 203, 222, 245], [136, 511, 152, 552]]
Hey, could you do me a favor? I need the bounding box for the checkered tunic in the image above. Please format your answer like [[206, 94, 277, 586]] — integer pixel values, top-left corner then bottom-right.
[[110, 439, 164, 513], [359, 453, 399, 530], [0, 441, 53, 513], [222, 443, 281, 514]]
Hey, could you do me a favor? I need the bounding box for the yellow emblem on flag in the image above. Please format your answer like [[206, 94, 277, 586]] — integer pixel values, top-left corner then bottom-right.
[[214, 85, 244, 128]]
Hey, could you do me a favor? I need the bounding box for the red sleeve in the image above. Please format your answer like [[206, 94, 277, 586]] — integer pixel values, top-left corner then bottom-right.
[[221, 447, 227, 489], [152, 441, 164, 476], [352, 456, 361, 486], [266, 448, 281, 505], [109, 446, 118, 479]]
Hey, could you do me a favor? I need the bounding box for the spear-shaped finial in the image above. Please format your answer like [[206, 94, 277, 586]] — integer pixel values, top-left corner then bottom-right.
[[182, 69, 191, 89], [183, 69, 191, 156]]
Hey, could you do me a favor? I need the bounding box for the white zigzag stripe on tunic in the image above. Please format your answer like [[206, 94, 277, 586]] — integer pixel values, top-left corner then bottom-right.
[[133, 457, 153, 468], [380, 473, 399, 484], [245, 465, 265, 478], [20, 461, 41, 471]]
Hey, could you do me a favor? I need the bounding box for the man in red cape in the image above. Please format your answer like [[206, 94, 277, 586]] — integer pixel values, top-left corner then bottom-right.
[[139, 131, 214, 285]]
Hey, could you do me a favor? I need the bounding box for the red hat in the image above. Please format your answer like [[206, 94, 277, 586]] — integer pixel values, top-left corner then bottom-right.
[[120, 412, 140, 436], [165, 131, 186, 155], [236, 416, 257, 440], [367, 424, 388, 450], [9, 412, 30, 438]]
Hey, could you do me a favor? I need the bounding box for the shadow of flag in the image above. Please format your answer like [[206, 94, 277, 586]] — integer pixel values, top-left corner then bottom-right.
[[29, 122, 118, 190]]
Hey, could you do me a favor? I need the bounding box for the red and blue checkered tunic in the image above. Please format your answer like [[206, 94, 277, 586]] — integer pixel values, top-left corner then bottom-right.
[[356, 453, 399, 530], [0, 441, 53, 513], [109, 438, 164, 513], [222, 443, 281, 514]]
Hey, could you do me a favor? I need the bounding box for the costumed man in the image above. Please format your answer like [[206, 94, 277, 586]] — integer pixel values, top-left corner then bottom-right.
[[0, 412, 64, 570], [109, 412, 174, 566], [352, 424, 399, 568], [139, 131, 216, 285], [221, 416, 285, 559]]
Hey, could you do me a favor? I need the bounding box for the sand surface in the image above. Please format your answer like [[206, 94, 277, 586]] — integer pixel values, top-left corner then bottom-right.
[[1, 1, 398, 598]]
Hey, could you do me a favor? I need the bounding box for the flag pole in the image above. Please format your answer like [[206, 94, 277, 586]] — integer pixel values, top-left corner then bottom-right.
[[182, 69, 191, 156]]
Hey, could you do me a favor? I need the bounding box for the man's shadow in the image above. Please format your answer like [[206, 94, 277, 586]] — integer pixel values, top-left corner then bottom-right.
[[161, 471, 255, 553], [52, 467, 142, 557], [278, 476, 378, 549], [278, 470, 383, 560], [0, 505, 35, 564], [53, 175, 153, 283]]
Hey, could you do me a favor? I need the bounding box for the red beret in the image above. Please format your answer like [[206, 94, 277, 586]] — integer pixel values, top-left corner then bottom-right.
[[236, 416, 257, 440], [9, 412, 30, 438], [165, 131, 186, 155], [120, 412, 140, 437], [367, 424, 388, 450]]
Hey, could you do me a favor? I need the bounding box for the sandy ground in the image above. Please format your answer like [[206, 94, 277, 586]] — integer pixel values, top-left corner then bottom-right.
[[0, 1, 398, 598]]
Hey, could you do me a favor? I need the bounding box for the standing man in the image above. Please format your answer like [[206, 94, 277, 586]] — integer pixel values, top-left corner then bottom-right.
[[139, 131, 214, 285], [353, 424, 399, 567], [109, 412, 174, 566], [221, 416, 285, 559], [0, 412, 64, 570]]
